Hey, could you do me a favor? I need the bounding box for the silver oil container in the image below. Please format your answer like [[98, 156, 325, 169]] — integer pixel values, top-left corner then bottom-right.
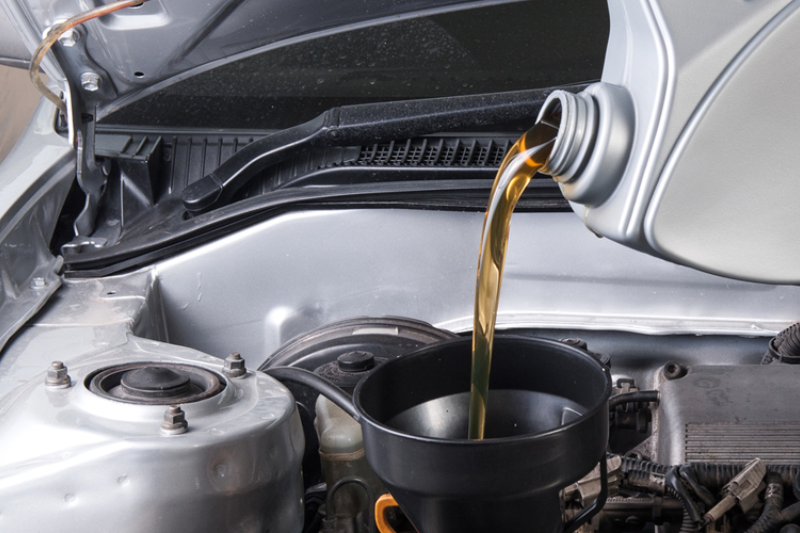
[[540, 0, 800, 283]]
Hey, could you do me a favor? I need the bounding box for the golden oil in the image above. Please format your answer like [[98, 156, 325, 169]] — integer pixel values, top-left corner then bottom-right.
[[468, 119, 559, 440]]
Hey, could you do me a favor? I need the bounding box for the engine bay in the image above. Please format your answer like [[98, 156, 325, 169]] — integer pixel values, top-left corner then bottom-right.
[[4, 0, 800, 530], [2, 206, 800, 533]]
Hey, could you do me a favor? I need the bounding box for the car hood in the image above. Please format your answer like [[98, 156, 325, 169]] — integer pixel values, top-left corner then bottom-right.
[[0, 0, 517, 120]]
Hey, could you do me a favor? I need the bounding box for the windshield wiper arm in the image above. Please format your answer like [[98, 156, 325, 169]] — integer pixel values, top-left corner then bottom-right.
[[180, 86, 582, 215]]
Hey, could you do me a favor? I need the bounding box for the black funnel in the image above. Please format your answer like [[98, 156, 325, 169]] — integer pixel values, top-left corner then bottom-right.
[[353, 335, 611, 533]]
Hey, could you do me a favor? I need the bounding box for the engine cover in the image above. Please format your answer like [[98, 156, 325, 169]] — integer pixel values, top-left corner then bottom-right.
[[656, 364, 800, 466]]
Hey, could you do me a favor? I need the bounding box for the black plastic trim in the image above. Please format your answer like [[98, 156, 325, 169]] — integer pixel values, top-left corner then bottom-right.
[[63, 179, 568, 277]]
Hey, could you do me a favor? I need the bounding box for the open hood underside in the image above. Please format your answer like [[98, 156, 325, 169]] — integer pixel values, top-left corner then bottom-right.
[[0, 0, 523, 118]]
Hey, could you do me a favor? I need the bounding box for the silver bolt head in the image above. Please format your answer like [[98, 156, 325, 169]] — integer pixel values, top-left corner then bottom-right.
[[45, 361, 71, 388], [58, 29, 79, 47], [223, 352, 246, 378], [80, 72, 100, 92], [30, 277, 47, 290], [161, 405, 188, 435]]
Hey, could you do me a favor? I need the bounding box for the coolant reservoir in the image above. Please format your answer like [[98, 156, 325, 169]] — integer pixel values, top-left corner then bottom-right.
[[314, 351, 385, 520], [540, 0, 800, 283], [316, 396, 385, 518]]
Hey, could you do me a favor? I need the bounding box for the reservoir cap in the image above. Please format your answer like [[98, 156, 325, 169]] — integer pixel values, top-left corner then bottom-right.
[[337, 351, 375, 372]]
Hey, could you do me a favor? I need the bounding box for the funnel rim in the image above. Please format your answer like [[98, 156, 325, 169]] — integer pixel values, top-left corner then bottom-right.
[[353, 334, 611, 446]]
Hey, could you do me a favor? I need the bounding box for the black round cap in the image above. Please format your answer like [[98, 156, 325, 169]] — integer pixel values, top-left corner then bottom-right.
[[121, 366, 192, 398], [337, 351, 375, 373]]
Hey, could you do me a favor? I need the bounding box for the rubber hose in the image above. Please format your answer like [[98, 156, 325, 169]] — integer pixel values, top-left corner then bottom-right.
[[624, 468, 666, 494], [679, 509, 701, 533], [623, 468, 687, 506], [692, 464, 798, 492], [619, 455, 668, 475], [608, 390, 659, 411], [779, 501, 800, 525], [744, 473, 784, 533], [793, 470, 800, 501], [689, 463, 743, 490], [621, 456, 798, 493], [263, 366, 360, 422], [326, 476, 376, 533], [680, 465, 716, 508], [778, 323, 800, 360], [666, 467, 704, 525]]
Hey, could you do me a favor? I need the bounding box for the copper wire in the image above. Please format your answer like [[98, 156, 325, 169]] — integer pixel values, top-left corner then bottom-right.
[[29, 0, 149, 115]]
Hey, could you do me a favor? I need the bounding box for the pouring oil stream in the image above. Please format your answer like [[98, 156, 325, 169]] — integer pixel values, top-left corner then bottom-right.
[[468, 116, 560, 440]]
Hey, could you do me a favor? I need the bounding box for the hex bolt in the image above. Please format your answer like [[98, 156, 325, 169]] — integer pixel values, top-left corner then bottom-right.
[[30, 277, 47, 290], [45, 361, 71, 389], [58, 29, 79, 47], [560, 337, 588, 350], [161, 405, 188, 435], [663, 360, 688, 380], [223, 352, 246, 378], [561, 337, 611, 366], [80, 72, 101, 92]]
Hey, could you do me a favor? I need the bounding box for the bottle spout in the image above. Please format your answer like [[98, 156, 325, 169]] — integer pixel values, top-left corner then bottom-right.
[[536, 83, 634, 207], [537, 90, 598, 182]]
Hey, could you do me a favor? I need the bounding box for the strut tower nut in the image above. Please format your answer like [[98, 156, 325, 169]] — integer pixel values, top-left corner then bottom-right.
[[161, 405, 188, 435], [223, 352, 246, 378], [45, 361, 71, 389]]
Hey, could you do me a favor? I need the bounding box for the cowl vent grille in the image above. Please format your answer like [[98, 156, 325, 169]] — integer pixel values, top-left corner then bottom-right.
[[355, 138, 512, 168], [238, 135, 522, 196], [95, 130, 541, 205]]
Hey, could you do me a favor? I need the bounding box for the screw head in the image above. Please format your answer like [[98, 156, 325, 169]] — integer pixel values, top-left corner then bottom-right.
[[30, 277, 47, 290], [663, 360, 688, 380], [45, 361, 71, 389], [80, 72, 100, 92], [58, 29, 79, 47], [161, 405, 188, 435], [223, 352, 246, 378]]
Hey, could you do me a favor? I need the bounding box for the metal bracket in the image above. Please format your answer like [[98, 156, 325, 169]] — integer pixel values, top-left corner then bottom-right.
[[48, 25, 116, 238], [50, 25, 118, 102], [61, 236, 108, 256], [73, 112, 107, 236]]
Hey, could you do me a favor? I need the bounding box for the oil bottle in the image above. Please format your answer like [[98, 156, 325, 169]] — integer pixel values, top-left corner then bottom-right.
[[542, 0, 800, 284]]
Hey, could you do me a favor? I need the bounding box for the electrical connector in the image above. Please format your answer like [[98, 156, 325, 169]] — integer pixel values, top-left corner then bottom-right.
[[704, 458, 766, 524]]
